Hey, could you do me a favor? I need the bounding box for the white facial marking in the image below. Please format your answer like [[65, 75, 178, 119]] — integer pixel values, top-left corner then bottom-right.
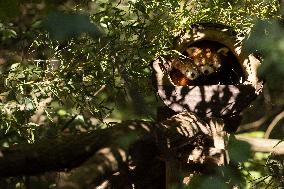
[[185, 69, 199, 80]]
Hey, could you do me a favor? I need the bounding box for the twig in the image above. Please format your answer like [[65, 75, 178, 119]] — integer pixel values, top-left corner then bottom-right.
[[264, 110, 284, 139], [236, 135, 284, 154], [93, 85, 106, 97], [237, 116, 267, 132], [60, 114, 78, 132]]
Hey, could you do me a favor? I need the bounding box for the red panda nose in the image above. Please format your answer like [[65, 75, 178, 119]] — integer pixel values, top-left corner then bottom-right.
[[201, 65, 214, 75]]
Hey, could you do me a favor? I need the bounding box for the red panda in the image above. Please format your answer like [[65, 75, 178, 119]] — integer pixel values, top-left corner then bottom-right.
[[169, 44, 229, 86], [186, 46, 228, 75]]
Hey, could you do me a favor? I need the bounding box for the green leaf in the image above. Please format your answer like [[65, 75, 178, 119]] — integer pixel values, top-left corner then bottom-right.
[[9, 63, 20, 71], [57, 109, 67, 116], [228, 135, 251, 163], [44, 12, 104, 41]]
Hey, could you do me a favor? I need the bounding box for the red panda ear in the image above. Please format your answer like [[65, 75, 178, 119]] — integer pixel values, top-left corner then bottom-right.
[[217, 47, 229, 56]]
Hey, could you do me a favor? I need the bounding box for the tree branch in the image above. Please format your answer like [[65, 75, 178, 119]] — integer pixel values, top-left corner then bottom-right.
[[237, 116, 267, 132], [235, 135, 284, 154], [1, 113, 283, 183], [264, 110, 284, 139], [0, 121, 156, 178]]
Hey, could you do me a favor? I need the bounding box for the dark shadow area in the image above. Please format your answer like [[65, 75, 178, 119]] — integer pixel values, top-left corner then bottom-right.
[[158, 84, 257, 118]]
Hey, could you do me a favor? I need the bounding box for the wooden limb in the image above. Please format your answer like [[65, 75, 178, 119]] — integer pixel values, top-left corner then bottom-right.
[[236, 135, 284, 154], [0, 112, 228, 187], [0, 121, 156, 178], [162, 113, 229, 188], [264, 110, 284, 139], [57, 139, 165, 189], [1, 112, 281, 188], [237, 116, 267, 132]]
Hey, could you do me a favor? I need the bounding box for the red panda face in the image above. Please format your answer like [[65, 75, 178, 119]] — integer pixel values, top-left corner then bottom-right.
[[170, 59, 200, 86], [186, 46, 224, 74], [169, 45, 229, 86]]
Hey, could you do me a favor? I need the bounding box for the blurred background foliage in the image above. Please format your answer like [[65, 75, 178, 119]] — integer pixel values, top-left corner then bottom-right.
[[0, 0, 283, 188]]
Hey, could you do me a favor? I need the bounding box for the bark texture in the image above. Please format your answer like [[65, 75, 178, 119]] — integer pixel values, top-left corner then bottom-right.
[[0, 113, 282, 188]]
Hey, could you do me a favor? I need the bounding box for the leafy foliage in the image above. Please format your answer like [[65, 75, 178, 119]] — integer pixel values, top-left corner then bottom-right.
[[0, 0, 279, 142], [0, 0, 282, 188]]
